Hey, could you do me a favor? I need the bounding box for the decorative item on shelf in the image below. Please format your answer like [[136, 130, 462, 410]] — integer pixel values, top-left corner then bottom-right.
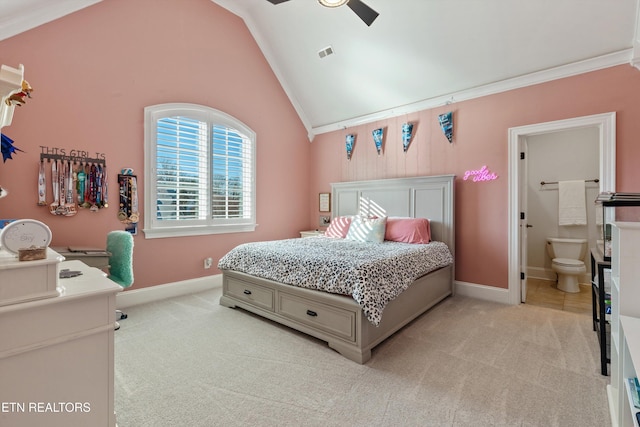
[[319, 215, 331, 227], [4, 80, 33, 107], [18, 246, 46, 261], [438, 111, 453, 143], [345, 134, 355, 160], [0, 218, 52, 259], [1, 133, 22, 162], [401, 122, 414, 152], [372, 128, 384, 155]]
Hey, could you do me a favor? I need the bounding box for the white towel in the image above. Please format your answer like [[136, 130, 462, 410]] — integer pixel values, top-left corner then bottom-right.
[[558, 180, 587, 225]]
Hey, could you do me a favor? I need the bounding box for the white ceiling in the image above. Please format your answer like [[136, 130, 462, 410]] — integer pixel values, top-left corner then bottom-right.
[[1, 0, 638, 138]]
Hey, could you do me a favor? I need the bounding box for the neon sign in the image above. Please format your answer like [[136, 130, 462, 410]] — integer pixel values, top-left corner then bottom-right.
[[464, 165, 498, 182]]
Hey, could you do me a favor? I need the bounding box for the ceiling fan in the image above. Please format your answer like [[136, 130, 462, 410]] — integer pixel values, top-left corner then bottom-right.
[[266, 0, 379, 27]]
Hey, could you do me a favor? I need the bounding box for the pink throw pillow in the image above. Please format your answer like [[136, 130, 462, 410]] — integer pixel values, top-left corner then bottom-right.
[[384, 218, 431, 244], [325, 216, 352, 238]]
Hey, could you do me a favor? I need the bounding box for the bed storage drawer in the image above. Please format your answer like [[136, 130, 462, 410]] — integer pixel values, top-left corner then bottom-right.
[[278, 292, 356, 342], [225, 277, 274, 311]]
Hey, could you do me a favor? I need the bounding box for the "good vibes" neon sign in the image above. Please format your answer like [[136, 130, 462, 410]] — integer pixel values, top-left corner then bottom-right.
[[463, 165, 498, 182]]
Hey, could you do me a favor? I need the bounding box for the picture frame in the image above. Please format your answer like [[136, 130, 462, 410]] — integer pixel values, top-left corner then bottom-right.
[[319, 192, 331, 212]]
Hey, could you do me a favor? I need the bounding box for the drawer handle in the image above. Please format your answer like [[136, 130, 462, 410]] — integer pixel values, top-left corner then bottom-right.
[[243, 290, 252, 295], [306, 310, 318, 317]]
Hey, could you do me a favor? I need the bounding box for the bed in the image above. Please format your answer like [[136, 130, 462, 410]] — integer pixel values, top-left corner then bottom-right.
[[219, 174, 455, 363]]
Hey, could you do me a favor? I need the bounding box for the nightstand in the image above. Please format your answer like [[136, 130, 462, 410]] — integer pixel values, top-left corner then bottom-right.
[[299, 230, 324, 238]]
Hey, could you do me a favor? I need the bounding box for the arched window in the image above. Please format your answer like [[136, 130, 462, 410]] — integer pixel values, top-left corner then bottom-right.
[[143, 103, 256, 238]]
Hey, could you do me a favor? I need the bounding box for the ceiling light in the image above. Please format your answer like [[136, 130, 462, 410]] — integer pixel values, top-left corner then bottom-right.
[[318, 0, 348, 8]]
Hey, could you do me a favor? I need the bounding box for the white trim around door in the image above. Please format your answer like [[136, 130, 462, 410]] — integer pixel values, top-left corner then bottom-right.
[[507, 112, 616, 305]]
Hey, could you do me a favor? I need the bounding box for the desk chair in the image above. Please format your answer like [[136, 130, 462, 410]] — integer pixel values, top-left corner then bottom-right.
[[106, 231, 134, 328]]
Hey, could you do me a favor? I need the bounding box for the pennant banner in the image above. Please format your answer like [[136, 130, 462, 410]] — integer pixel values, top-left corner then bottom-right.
[[401, 122, 413, 152], [345, 134, 355, 160], [438, 111, 453, 143], [372, 128, 384, 155], [1, 133, 23, 162]]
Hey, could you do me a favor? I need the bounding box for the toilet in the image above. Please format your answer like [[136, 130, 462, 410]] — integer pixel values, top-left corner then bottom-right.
[[546, 237, 588, 293]]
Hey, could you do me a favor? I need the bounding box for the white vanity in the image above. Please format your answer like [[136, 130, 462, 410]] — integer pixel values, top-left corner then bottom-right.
[[0, 248, 121, 427]]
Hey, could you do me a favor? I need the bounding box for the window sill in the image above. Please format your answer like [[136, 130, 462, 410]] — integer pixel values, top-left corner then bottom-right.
[[142, 224, 257, 239]]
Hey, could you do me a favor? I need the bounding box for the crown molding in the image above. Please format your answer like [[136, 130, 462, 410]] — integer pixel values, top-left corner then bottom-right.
[[632, 0, 640, 71], [310, 49, 633, 137], [0, 0, 102, 42]]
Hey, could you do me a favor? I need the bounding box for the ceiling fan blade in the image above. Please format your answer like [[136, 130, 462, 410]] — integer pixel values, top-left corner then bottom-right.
[[347, 0, 379, 26], [266, 0, 290, 4]]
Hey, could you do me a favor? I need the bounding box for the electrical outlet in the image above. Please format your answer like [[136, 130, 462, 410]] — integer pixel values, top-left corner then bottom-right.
[[204, 257, 213, 269]]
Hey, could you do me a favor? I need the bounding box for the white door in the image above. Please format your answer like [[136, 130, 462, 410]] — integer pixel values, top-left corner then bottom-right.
[[520, 138, 529, 303]]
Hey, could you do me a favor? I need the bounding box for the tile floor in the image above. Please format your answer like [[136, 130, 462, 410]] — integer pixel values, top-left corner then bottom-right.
[[525, 277, 591, 315]]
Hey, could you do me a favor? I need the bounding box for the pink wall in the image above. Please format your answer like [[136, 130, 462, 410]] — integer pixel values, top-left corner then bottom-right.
[[2, 0, 640, 293], [310, 65, 640, 289], [0, 0, 310, 289]]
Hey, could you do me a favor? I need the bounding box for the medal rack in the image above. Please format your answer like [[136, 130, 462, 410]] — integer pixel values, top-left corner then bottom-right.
[[37, 153, 108, 215], [117, 174, 139, 224], [40, 153, 106, 166]]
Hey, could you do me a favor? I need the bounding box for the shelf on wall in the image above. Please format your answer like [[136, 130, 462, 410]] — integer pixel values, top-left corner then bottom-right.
[[0, 64, 25, 129]]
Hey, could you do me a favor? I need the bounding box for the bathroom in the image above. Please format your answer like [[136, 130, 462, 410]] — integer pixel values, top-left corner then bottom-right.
[[525, 126, 600, 312]]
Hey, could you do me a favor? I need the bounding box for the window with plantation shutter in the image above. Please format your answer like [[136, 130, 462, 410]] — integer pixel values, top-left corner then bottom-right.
[[143, 103, 256, 238]]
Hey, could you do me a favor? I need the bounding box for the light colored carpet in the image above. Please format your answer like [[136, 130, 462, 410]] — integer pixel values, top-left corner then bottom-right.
[[114, 287, 611, 427]]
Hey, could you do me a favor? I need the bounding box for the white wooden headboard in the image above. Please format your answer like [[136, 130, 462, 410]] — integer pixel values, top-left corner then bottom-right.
[[331, 175, 455, 254]]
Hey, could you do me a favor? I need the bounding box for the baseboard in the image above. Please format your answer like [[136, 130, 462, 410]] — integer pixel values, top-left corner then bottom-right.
[[606, 384, 618, 427], [527, 266, 555, 281], [116, 274, 222, 309], [454, 280, 511, 305], [527, 266, 590, 284]]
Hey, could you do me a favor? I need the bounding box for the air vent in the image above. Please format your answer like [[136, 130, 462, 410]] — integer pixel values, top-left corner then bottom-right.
[[318, 46, 334, 59]]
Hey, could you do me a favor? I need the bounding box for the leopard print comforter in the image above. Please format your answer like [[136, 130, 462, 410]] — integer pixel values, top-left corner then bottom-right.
[[218, 237, 453, 326]]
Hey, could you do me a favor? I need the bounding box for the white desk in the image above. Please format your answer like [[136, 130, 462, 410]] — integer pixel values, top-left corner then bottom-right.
[[51, 247, 110, 270], [0, 257, 121, 427]]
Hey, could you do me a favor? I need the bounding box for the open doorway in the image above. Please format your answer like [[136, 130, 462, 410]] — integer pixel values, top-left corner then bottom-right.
[[507, 112, 616, 306]]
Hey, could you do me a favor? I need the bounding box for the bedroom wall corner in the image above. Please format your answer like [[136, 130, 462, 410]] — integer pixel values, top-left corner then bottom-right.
[[0, 0, 311, 291]]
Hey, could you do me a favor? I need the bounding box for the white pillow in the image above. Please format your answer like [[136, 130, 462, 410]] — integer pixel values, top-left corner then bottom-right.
[[345, 216, 387, 243]]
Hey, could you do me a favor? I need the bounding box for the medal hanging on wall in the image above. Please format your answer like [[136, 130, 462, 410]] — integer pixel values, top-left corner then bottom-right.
[[94, 164, 102, 212], [38, 159, 47, 206], [83, 163, 91, 209], [118, 172, 138, 224], [49, 159, 59, 215], [76, 163, 86, 206], [64, 160, 77, 216], [89, 164, 98, 211], [102, 165, 108, 208]]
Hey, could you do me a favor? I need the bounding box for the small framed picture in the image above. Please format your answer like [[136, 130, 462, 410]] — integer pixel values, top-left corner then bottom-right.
[[319, 193, 331, 212]]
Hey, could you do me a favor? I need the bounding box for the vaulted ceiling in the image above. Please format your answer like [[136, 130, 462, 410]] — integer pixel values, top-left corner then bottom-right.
[[1, 0, 638, 138]]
